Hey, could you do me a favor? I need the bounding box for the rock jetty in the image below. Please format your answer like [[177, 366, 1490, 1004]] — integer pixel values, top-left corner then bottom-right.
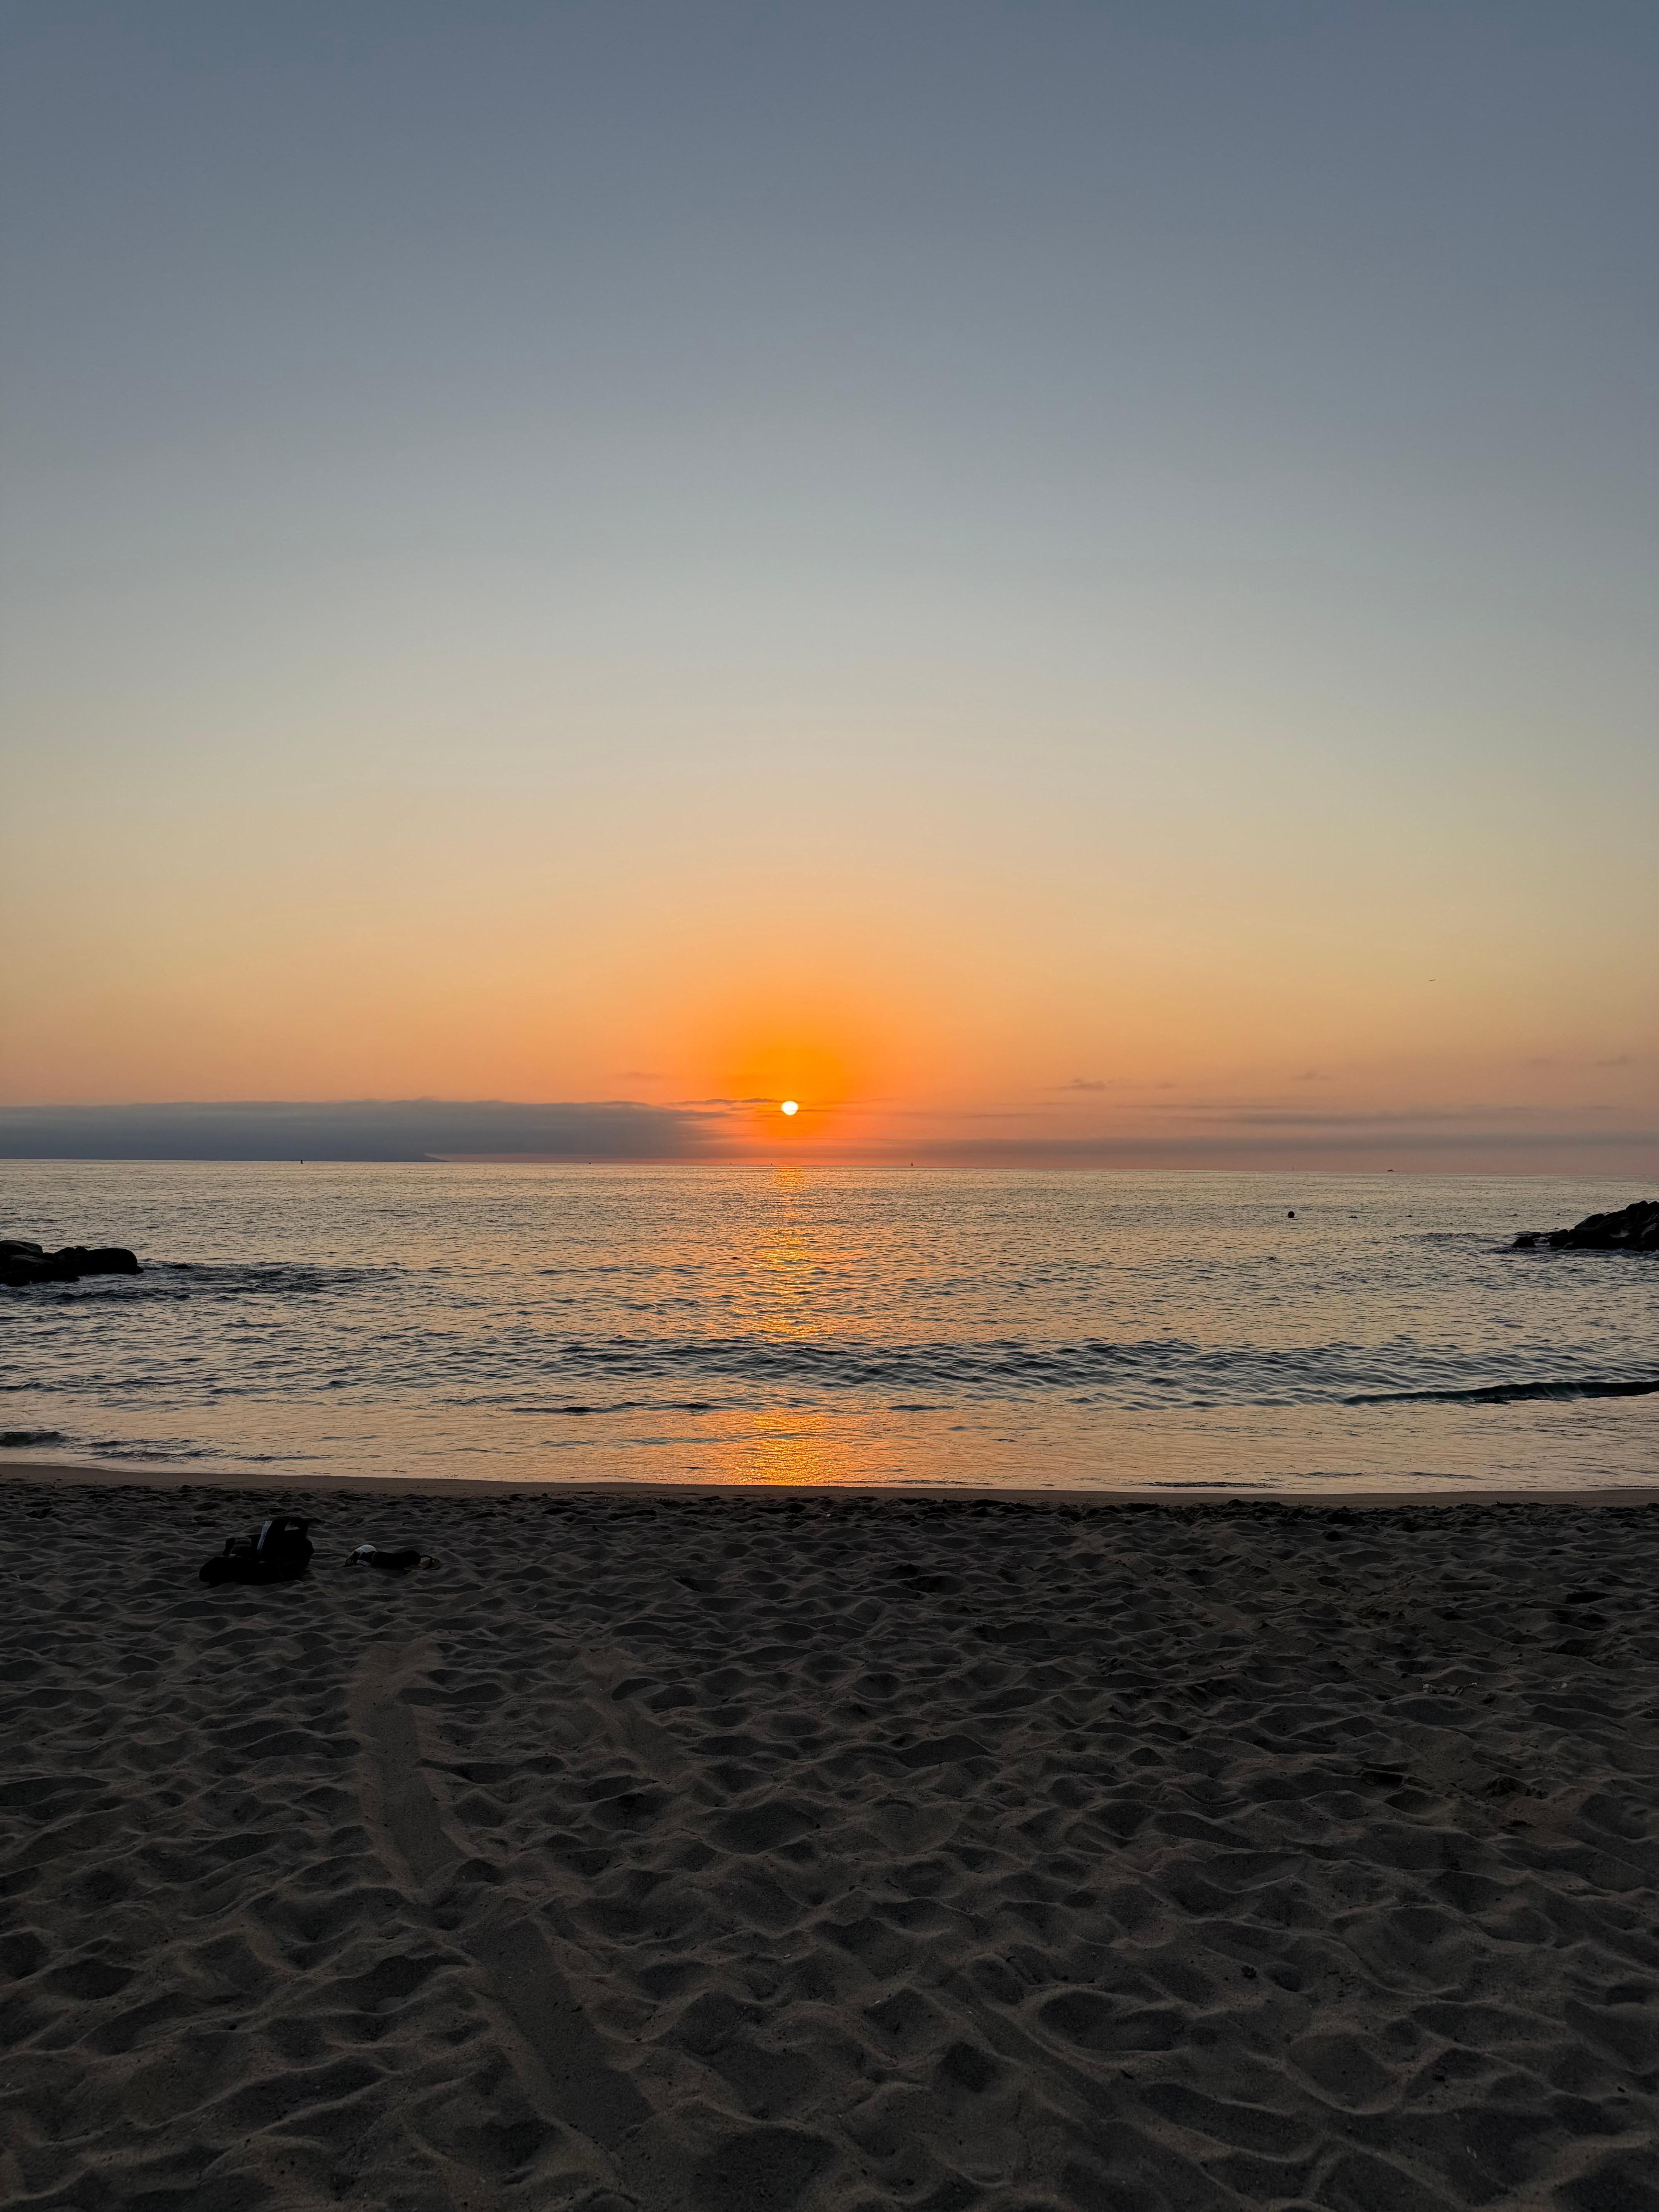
[[1512, 1199, 1659, 1252], [0, 1240, 141, 1287]]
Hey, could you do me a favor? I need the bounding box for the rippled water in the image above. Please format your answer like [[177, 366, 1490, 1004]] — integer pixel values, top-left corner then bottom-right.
[[3, 1162, 1655, 1489]]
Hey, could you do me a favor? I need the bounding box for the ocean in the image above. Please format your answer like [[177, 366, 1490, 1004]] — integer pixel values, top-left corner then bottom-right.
[[2, 1161, 1654, 1491]]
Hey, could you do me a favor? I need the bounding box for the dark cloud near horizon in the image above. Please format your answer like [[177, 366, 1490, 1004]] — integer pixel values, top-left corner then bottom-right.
[[0, 1099, 725, 1161]]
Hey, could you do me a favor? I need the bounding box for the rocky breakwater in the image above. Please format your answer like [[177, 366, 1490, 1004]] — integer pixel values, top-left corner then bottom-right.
[[1, 1239, 141, 1287], [1512, 1198, 1659, 1252]]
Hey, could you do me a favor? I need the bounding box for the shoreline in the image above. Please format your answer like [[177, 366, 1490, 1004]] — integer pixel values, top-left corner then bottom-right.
[[3, 1452, 1657, 1509]]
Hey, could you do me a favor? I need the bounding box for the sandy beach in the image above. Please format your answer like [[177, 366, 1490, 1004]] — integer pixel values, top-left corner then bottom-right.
[[3, 1474, 1657, 2212]]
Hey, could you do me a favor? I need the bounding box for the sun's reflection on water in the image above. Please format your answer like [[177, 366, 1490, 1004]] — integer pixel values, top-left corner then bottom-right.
[[753, 1168, 816, 1340], [690, 1168, 912, 1482], [728, 1406, 850, 1486]]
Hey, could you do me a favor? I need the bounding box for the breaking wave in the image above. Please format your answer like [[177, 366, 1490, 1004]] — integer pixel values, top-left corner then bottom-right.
[[1345, 1376, 1659, 1408]]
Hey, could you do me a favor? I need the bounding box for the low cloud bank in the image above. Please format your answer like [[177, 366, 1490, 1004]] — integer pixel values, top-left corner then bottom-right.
[[0, 1099, 725, 1161], [0, 1098, 1649, 1175]]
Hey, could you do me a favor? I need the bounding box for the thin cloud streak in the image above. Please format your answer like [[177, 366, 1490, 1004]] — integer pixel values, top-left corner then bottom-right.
[[900, 1129, 1657, 1165]]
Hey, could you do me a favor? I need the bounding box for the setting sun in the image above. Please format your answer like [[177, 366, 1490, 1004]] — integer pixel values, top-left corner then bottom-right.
[[780, 1099, 799, 1116]]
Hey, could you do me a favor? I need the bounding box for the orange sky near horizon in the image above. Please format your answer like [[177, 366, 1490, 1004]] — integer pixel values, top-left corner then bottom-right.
[[3, 782, 1651, 1172]]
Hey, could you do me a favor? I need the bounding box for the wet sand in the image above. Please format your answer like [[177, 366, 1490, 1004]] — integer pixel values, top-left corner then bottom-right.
[[3, 1471, 1657, 2210]]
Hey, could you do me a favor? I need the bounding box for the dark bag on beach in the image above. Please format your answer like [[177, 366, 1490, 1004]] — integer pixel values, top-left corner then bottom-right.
[[199, 1515, 314, 1585]]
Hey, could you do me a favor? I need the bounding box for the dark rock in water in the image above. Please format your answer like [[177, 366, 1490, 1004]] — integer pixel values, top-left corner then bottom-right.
[[1511, 1200, 1659, 1254], [0, 1239, 141, 1287], [1, 1247, 69, 1286], [57, 1245, 141, 1275]]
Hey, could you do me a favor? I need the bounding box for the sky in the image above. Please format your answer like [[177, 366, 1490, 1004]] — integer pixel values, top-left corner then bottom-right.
[[2, 1, 1654, 1170]]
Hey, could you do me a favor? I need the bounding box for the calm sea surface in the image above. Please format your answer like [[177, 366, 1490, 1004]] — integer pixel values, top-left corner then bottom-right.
[[2, 1163, 1655, 1491]]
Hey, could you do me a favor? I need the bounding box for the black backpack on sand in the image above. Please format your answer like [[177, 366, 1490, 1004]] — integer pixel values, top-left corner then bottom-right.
[[199, 1515, 314, 1586]]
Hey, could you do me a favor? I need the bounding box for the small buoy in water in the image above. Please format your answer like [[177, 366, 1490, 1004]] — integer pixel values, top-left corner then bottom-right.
[[1287, 1209, 1295, 1218]]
